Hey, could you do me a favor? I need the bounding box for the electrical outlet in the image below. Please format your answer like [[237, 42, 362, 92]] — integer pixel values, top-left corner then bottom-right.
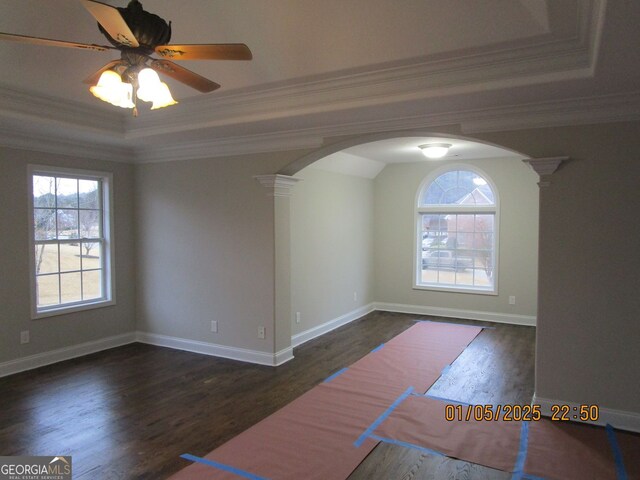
[[211, 320, 218, 333], [353, 292, 358, 302], [20, 330, 30, 344], [509, 296, 516, 305], [295, 312, 301, 324], [258, 326, 266, 339]]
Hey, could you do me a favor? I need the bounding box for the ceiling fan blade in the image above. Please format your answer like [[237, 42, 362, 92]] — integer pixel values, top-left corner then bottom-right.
[[83, 60, 122, 85], [80, 0, 139, 47], [0, 32, 113, 52], [150, 60, 221, 93], [155, 44, 252, 61]]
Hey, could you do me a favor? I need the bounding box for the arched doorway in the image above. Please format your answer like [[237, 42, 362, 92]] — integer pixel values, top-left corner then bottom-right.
[[269, 131, 539, 356]]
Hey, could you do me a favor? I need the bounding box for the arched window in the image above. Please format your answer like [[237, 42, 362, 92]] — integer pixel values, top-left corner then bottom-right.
[[415, 167, 498, 294]]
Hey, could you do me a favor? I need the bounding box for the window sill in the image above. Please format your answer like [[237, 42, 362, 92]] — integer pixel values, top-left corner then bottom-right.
[[32, 299, 116, 320], [413, 284, 497, 296]]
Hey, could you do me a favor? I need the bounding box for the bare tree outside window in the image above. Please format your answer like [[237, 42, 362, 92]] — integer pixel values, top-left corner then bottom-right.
[[80, 208, 99, 257], [33, 176, 56, 275], [31, 170, 109, 312]]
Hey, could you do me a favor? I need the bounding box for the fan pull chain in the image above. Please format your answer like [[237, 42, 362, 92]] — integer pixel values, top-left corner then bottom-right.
[[132, 86, 139, 117]]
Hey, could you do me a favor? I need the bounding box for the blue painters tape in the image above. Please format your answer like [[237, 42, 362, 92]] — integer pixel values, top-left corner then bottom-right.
[[354, 386, 414, 448], [511, 421, 530, 480], [371, 343, 385, 353], [370, 434, 446, 458], [423, 393, 472, 406], [323, 367, 348, 383], [180, 454, 270, 480], [441, 364, 452, 376], [606, 424, 628, 480]]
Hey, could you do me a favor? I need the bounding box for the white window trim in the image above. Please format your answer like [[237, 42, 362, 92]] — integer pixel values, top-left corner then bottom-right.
[[27, 165, 116, 319], [413, 163, 500, 296]]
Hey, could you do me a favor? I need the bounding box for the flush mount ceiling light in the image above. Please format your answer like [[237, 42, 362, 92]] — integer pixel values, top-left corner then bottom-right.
[[419, 143, 452, 159]]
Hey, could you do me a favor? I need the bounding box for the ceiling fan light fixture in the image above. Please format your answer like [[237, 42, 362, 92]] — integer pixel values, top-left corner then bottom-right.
[[2, 0, 252, 115], [90, 70, 134, 109], [419, 143, 452, 159]]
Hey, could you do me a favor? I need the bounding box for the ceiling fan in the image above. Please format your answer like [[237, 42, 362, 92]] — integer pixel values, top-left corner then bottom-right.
[[0, 0, 252, 113]]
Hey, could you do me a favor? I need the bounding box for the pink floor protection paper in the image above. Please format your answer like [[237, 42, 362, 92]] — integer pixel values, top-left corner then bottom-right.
[[374, 395, 523, 473], [372, 394, 640, 480], [168, 320, 639, 480], [168, 321, 483, 480]]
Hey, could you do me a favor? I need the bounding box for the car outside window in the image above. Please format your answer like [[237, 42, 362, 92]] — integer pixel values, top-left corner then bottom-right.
[[415, 167, 498, 294]]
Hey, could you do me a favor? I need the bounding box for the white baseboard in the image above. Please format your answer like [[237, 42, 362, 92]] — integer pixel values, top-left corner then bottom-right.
[[274, 346, 295, 366], [374, 302, 536, 326], [533, 394, 640, 433], [0, 332, 136, 378], [0, 301, 530, 378], [291, 303, 376, 348], [135, 331, 294, 367]]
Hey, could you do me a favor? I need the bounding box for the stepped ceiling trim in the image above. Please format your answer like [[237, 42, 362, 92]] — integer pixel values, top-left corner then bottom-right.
[[5, 89, 635, 164], [2, 0, 637, 163]]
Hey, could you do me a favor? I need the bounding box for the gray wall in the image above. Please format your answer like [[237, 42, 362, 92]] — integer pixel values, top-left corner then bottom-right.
[[0, 147, 136, 363], [373, 158, 539, 322], [134, 151, 303, 353], [2, 120, 638, 420], [290, 167, 375, 336], [472, 122, 640, 413]]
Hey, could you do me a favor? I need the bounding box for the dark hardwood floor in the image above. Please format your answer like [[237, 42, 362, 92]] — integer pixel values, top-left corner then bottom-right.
[[0, 312, 535, 479]]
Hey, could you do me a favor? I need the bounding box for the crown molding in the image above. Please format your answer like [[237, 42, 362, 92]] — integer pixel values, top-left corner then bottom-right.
[[2, 88, 638, 164], [0, 84, 126, 138], [132, 90, 640, 163], [133, 131, 324, 163], [459, 91, 640, 134], [0, 127, 134, 162]]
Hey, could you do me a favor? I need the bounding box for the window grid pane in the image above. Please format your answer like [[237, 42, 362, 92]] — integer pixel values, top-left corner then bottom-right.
[[421, 170, 495, 206], [420, 210, 495, 290], [32, 172, 108, 312], [37, 274, 60, 307]]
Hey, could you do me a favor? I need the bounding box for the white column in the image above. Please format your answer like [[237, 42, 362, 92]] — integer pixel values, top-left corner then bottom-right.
[[254, 174, 302, 365]]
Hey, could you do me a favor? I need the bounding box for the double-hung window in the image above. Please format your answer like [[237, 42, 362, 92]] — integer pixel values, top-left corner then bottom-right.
[[415, 167, 498, 294], [28, 166, 115, 318]]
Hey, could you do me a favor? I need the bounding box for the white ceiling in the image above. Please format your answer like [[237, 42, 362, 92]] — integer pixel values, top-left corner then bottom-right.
[[1, 0, 639, 163]]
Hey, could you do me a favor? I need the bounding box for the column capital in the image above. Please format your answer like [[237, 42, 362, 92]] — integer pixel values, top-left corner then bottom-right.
[[254, 174, 302, 197], [522, 156, 569, 187]]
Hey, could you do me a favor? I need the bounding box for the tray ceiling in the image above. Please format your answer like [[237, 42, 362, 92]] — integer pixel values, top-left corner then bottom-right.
[[1, 0, 639, 162]]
